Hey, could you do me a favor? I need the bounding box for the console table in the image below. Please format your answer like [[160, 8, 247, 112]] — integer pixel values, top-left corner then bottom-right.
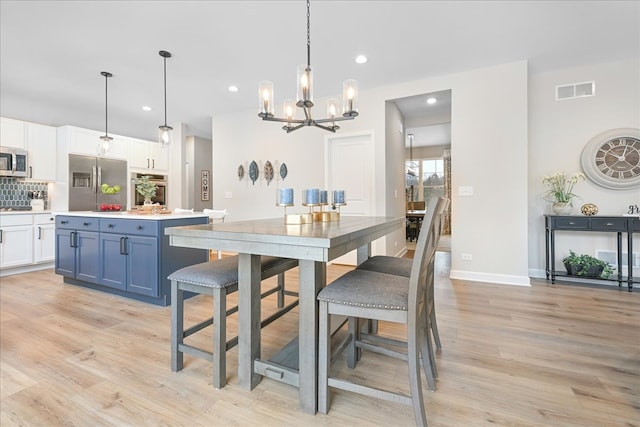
[[544, 215, 639, 291]]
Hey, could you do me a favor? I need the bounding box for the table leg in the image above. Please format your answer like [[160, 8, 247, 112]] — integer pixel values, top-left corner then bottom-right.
[[238, 253, 262, 390], [297, 259, 325, 414]]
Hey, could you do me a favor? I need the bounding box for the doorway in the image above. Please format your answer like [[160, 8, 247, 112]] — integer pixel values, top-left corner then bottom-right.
[[393, 89, 452, 250]]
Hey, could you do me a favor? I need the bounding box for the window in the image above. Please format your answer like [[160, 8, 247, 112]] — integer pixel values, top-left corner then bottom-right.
[[422, 159, 445, 200]]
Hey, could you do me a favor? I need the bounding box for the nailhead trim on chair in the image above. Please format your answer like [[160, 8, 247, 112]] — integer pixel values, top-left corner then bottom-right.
[[324, 300, 407, 310]]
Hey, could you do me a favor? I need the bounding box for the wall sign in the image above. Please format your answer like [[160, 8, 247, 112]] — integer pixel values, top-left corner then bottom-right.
[[201, 170, 210, 201]]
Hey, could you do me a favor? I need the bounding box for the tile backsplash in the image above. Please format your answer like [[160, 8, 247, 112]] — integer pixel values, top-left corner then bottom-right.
[[0, 177, 48, 209]]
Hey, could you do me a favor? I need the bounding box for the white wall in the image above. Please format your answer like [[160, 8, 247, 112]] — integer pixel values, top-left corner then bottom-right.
[[211, 60, 531, 285], [528, 59, 640, 279]]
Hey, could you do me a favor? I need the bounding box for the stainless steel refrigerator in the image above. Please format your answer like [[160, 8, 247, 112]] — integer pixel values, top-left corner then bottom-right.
[[68, 154, 128, 211]]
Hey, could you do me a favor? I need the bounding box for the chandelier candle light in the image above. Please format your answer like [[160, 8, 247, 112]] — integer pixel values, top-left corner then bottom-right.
[[99, 71, 113, 155], [158, 50, 173, 145], [258, 0, 358, 133]]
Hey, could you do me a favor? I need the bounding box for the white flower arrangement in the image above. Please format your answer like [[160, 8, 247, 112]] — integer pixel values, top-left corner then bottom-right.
[[542, 171, 585, 205]]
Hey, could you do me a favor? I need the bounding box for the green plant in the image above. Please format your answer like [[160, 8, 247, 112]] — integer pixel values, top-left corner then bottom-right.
[[133, 175, 158, 201], [542, 171, 585, 205], [562, 250, 615, 279]]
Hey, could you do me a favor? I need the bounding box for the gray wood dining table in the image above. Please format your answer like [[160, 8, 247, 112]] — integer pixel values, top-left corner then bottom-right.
[[166, 215, 403, 414]]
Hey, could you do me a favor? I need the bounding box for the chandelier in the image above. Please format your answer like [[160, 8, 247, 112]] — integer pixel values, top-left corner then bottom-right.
[[258, 0, 358, 133]]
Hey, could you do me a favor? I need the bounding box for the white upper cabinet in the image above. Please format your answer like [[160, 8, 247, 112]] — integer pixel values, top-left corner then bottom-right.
[[27, 122, 57, 181], [66, 126, 128, 160], [129, 138, 169, 172], [0, 117, 26, 149]]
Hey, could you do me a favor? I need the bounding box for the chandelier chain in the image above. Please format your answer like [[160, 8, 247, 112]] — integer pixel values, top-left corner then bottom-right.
[[306, 0, 311, 68]]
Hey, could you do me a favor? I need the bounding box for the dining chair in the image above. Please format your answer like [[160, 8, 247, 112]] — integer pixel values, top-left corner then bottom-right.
[[317, 197, 447, 426], [358, 197, 449, 380], [203, 208, 228, 259], [169, 255, 299, 388]]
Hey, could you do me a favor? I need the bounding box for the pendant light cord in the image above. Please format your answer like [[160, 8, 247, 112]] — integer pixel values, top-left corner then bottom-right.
[[163, 55, 168, 126], [104, 73, 108, 135], [306, 0, 311, 68]]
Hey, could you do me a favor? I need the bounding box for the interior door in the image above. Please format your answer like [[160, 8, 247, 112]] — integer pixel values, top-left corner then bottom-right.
[[325, 131, 375, 265]]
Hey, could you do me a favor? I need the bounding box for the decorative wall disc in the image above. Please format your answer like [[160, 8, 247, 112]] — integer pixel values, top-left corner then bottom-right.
[[264, 161, 274, 185], [280, 163, 288, 180], [249, 160, 259, 185], [237, 164, 244, 180]]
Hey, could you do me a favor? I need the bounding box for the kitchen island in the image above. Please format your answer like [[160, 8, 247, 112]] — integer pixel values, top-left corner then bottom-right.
[[55, 211, 209, 306]]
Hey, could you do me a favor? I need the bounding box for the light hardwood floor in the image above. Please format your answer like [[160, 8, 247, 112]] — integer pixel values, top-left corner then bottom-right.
[[1, 254, 638, 426]]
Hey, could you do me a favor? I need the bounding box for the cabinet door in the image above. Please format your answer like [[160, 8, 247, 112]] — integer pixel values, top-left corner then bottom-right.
[[0, 117, 26, 149], [27, 123, 57, 181], [69, 127, 101, 156], [148, 142, 169, 172], [0, 225, 33, 268], [129, 138, 150, 169], [55, 228, 76, 276], [126, 235, 158, 296], [99, 233, 127, 290], [34, 224, 56, 263], [76, 231, 100, 284]]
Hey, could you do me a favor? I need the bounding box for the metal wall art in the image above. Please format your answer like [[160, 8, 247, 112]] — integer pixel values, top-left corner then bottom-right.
[[249, 160, 259, 185], [280, 163, 288, 180], [237, 164, 244, 180], [264, 161, 274, 185]]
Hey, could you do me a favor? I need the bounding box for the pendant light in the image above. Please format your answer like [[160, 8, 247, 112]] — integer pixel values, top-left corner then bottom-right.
[[158, 50, 173, 145], [99, 71, 113, 155], [258, 0, 358, 133]]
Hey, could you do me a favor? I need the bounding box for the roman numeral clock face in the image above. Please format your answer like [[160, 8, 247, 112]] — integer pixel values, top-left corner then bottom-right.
[[581, 128, 640, 190]]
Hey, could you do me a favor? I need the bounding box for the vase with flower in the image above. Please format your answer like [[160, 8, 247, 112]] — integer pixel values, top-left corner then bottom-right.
[[542, 171, 585, 215]]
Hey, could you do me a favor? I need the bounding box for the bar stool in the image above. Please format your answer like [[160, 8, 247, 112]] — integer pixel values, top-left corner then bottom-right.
[[169, 255, 298, 388], [317, 197, 447, 426]]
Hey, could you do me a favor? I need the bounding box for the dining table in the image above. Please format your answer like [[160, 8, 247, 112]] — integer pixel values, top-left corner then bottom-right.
[[166, 215, 403, 414]]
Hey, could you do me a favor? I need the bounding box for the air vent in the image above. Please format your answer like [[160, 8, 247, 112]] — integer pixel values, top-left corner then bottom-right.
[[556, 81, 595, 100], [596, 250, 639, 273]]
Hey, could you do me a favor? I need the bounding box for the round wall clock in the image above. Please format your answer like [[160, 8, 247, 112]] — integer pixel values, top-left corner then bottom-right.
[[580, 128, 640, 190]]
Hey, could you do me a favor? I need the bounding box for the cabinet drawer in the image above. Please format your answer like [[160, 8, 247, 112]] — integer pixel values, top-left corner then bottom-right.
[[100, 219, 159, 237], [590, 217, 627, 231], [56, 216, 99, 231], [34, 214, 56, 225], [0, 214, 32, 226], [551, 217, 589, 229], [633, 218, 640, 233]]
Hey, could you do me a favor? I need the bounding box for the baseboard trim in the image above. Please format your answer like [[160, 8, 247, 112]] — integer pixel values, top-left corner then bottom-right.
[[449, 269, 531, 286]]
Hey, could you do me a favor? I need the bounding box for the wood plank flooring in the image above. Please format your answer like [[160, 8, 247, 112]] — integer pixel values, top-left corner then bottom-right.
[[1, 253, 639, 426]]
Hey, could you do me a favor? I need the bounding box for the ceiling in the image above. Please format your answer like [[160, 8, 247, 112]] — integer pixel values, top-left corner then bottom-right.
[[1, 1, 638, 142]]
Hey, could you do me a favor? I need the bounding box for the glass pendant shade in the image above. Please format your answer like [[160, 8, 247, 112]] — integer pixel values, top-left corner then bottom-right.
[[283, 98, 296, 121], [342, 79, 358, 116], [159, 125, 173, 145], [296, 65, 313, 104], [259, 81, 274, 117]]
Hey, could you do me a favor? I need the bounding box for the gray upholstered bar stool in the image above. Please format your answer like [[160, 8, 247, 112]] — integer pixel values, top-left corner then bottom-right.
[[357, 197, 449, 381], [317, 197, 446, 427], [169, 255, 298, 388]]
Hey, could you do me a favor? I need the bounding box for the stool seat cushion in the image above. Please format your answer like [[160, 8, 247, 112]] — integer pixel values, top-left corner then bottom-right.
[[168, 255, 297, 288], [317, 269, 409, 311], [357, 256, 411, 277]]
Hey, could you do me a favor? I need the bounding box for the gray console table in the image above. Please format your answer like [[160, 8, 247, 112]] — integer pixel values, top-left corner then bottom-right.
[[544, 215, 639, 291]]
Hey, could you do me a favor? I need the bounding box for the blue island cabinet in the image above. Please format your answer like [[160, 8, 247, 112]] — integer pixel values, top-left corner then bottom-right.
[[55, 214, 208, 305], [55, 217, 100, 284]]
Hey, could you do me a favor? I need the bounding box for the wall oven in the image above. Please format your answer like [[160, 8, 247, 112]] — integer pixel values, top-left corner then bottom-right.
[[131, 173, 168, 207], [0, 147, 28, 177]]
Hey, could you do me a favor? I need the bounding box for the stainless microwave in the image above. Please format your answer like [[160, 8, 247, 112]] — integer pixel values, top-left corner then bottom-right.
[[0, 147, 28, 177]]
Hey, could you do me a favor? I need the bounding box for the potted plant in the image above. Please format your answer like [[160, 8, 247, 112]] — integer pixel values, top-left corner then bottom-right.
[[562, 250, 614, 279], [133, 175, 158, 208], [542, 171, 585, 214]]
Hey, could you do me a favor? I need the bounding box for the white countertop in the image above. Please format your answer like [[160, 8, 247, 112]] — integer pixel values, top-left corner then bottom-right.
[[0, 210, 54, 215], [53, 211, 209, 220]]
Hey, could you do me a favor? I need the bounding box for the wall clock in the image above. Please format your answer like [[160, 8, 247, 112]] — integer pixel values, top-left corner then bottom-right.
[[580, 128, 640, 190]]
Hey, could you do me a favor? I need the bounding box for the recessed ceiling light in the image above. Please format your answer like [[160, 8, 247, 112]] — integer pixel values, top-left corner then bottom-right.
[[228, 85, 239, 92], [355, 55, 368, 64], [426, 97, 437, 105], [142, 105, 152, 111]]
